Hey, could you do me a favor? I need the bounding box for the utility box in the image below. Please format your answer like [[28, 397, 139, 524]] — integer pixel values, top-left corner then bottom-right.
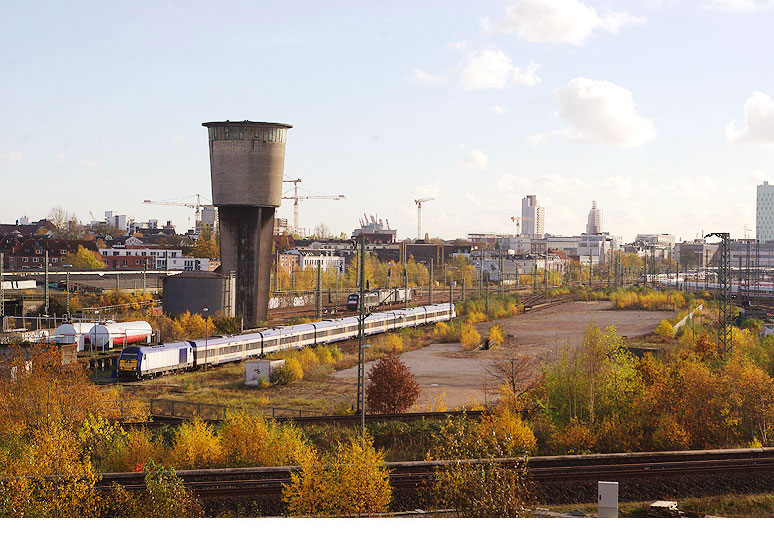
[[598, 481, 619, 518], [245, 359, 284, 386]]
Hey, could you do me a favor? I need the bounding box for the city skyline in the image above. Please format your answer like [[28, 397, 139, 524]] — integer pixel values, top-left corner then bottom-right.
[[2, 1, 774, 242]]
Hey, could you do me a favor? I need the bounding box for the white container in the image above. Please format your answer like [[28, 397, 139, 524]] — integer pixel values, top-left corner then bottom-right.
[[89, 321, 153, 349]]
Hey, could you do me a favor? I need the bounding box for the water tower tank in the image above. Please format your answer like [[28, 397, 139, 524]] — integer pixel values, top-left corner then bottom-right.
[[203, 121, 292, 327]]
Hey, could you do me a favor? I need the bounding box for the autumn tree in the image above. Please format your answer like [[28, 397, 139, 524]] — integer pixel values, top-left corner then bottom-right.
[[485, 352, 536, 400], [313, 223, 332, 239], [283, 436, 391, 517], [0, 345, 107, 435], [191, 226, 219, 259], [62, 245, 105, 269], [365, 352, 421, 414]]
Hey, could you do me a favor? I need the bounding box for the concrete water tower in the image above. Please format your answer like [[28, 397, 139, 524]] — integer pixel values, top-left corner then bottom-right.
[[203, 120, 292, 327]]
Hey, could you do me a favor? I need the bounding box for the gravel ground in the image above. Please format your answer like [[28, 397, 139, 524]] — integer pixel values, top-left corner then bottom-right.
[[334, 301, 674, 409]]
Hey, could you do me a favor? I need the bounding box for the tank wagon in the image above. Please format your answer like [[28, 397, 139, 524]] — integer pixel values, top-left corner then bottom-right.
[[89, 321, 153, 349], [346, 287, 412, 311], [117, 302, 453, 379]]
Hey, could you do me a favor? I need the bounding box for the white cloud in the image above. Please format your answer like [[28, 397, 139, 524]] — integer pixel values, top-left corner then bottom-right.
[[407, 68, 443, 87], [171, 134, 183, 143], [490, 105, 508, 114], [484, 0, 645, 45], [1, 150, 24, 163], [727, 91, 774, 145], [459, 49, 540, 90], [79, 158, 99, 168], [533, 77, 656, 146], [705, 0, 774, 12], [462, 148, 489, 169]]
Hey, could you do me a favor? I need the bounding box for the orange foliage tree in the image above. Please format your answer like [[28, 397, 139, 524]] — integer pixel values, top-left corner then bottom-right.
[[365, 353, 421, 414]]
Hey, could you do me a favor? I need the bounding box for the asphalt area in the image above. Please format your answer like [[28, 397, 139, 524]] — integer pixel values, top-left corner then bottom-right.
[[333, 301, 675, 409]]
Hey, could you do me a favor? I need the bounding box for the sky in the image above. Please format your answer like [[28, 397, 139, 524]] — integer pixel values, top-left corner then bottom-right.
[[2, 0, 774, 243]]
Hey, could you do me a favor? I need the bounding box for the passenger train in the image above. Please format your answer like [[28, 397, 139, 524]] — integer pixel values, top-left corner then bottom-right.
[[118, 302, 454, 379]]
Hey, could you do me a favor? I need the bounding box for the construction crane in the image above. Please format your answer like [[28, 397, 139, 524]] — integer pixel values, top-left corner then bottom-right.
[[414, 197, 434, 240], [143, 194, 210, 232], [282, 178, 345, 235], [510, 216, 521, 233]]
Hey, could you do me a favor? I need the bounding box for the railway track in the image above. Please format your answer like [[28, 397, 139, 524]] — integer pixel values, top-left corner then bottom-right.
[[93, 447, 774, 499]]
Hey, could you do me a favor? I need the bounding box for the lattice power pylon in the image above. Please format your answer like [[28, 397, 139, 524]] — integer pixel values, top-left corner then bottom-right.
[[706, 232, 732, 358]]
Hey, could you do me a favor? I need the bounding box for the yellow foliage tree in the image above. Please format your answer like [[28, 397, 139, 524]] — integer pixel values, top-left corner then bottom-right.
[[219, 412, 312, 467], [283, 436, 391, 517], [168, 418, 225, 469], [62, 245, 105, 269]]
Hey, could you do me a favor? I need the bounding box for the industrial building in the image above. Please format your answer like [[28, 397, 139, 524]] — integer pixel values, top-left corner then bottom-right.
[[284, 249, 345, 274], [162, 271, 236, 318], [352, 214, 397, 243]]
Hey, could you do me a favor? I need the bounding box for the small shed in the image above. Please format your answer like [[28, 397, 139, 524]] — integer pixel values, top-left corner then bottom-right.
[[245, 359, 284, 386]]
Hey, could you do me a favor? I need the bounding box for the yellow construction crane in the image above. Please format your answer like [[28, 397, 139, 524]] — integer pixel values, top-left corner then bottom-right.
[[282, 178, 345, 235], [142, 194, 211, 231]]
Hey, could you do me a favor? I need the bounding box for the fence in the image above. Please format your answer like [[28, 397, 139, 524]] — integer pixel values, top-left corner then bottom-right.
[[96, 398, 326, 421]]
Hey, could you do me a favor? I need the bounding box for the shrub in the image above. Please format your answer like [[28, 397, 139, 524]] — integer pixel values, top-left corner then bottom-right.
[[432, 460, 531, 518], [460, 323, 482, 351], [168, 418, 224, 469], [466, 311, 488, 324], [474, 407, 537, 457], [219, 411, 312, 467], [283, 436, 391, 517], [271, 358, 303, 385], [488, 324, 505, 347], [375, 333, 404, 354], [366, 352, 421, 414], [655, 319, 675, 338], [131, 460, 203, 517], [553, 421, 596, 454]]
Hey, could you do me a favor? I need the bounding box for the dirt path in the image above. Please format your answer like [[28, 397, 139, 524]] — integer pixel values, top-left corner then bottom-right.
[[333, 301, 674, 409]]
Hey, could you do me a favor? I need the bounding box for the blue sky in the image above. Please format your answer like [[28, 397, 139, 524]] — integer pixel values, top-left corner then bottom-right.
[[2, 0, 774, 242]]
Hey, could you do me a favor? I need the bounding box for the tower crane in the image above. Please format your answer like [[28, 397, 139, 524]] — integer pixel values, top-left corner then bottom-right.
[[143, 194, 211, 232], [510, 216, 521, 234], [414, 197, 434, 240], [282, 178, 345, 235]]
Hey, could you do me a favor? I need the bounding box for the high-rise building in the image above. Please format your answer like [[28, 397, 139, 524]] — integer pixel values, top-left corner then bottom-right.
[[521, 195, 544, 238], [757, 181, 774, 242], [586, 201, 603, 235], [200, 205, 218, 233]]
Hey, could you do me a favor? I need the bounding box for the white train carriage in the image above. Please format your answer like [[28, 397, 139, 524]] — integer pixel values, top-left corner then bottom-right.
[[118, 342, 193, 378], [276, 323, 318, 351], [259, 327, 284, 356], [311, 317, 360, 345], [189, 334, 254, 368]]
